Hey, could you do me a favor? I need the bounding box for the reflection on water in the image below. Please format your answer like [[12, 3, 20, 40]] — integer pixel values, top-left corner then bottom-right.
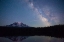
[[0, 36, 64, 42], [0, 37, 13, 42], [22, 36, 64, 42]]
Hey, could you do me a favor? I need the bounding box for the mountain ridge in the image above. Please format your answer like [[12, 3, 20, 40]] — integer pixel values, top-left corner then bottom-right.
[[6, 22, 29, 27]]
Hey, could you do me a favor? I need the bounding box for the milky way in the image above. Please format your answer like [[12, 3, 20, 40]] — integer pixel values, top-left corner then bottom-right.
[[0, 0, 64, 27]]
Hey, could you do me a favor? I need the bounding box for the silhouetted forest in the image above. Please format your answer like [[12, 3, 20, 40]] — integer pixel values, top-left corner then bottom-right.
[[0, 24, 64, 38]]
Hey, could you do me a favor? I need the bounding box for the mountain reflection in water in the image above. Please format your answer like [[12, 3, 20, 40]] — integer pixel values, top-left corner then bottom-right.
[[0, 36, 64, 42]]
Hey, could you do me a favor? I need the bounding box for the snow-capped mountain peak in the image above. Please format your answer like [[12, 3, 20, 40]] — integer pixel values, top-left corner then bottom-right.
[[6, 22, 29, 27]]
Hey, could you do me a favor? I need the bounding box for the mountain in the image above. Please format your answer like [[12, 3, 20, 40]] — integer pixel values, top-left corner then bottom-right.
[[5, 22, 30, 41], [6, 22, 29, 27]]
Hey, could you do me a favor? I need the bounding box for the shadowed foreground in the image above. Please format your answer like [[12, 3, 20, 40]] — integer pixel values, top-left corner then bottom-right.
[[0, 25, 64, 38]]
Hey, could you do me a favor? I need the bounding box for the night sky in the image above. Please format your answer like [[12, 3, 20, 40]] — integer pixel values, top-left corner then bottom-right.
[[0, 0, 64, 27], [0, 0, 64, 42]]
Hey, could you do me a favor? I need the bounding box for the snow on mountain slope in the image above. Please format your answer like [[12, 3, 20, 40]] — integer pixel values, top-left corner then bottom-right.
[[6, 22, 29, 27], [5, 22, 30, 41]]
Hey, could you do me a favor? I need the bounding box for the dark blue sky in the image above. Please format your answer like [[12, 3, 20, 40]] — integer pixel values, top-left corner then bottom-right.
[[0, 0, 64, 27]]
